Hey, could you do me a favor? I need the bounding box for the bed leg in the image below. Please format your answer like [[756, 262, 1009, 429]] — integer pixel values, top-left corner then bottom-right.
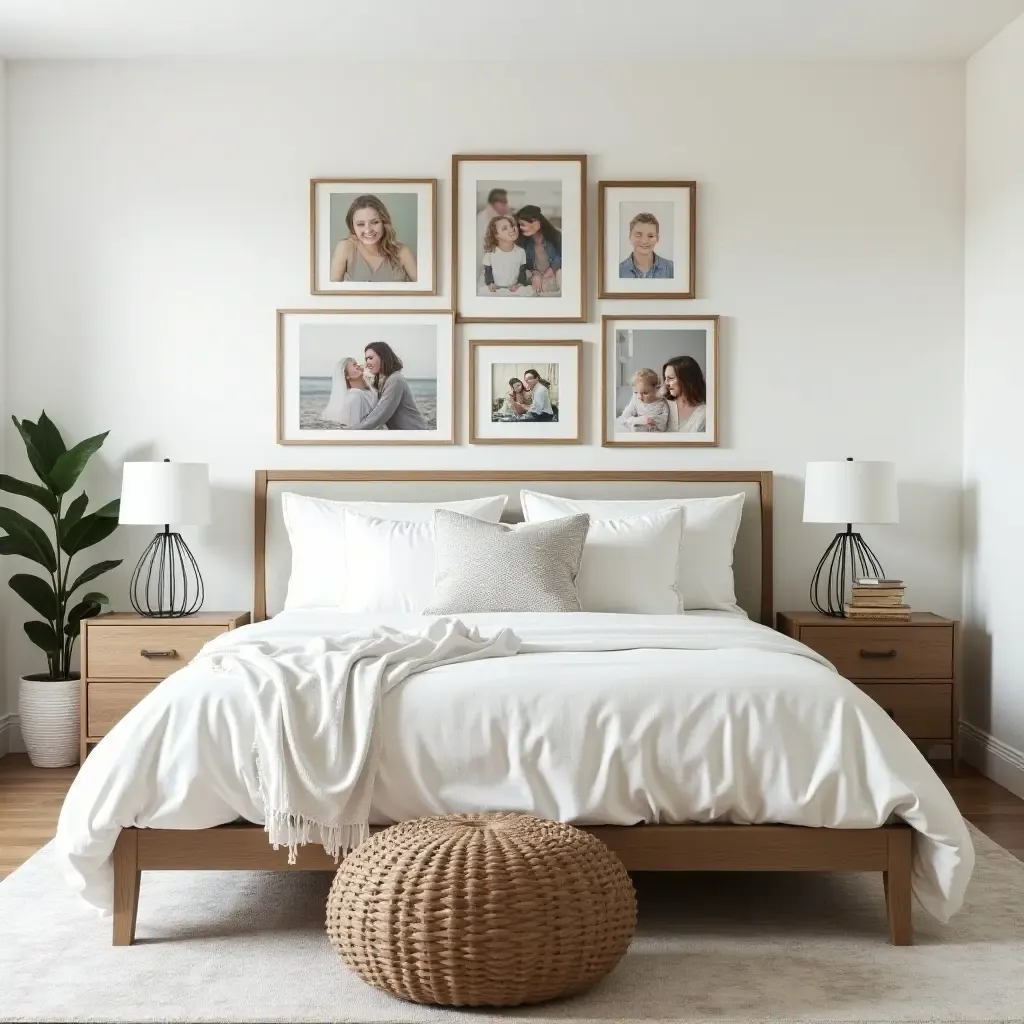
[[883, 828, 913, 946], [112, 829, 141, 947]]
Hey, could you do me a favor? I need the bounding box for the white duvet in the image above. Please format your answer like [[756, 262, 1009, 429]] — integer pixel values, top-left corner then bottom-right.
[[55, 611, 974, 921]]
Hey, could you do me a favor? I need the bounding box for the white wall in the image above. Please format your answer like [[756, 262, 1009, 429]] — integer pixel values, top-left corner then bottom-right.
[[2, 60, 967, 715], [962, 13, 1024, 795]]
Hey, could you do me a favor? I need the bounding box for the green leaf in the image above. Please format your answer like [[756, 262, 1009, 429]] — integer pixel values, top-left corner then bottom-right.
[[67, 558, 122, 596], [91, 498, 120, 519], [61, 511, 119, 556], [32, 412, 67, 469], [24, 620, 61, 655], [12, 417, 56, 490], [0, 474, 59, 514], [61, 492, 89, 534], [8, 574, 57, 621], [48, 431, 109, 495], [0, 508, 57, 570], [64, 599, 103, 638]]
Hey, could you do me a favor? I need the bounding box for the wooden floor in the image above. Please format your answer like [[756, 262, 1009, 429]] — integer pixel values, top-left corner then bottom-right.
[[1, 753, 1023, 880]]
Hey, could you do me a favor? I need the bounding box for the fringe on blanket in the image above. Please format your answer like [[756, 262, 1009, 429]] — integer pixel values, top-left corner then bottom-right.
[[253, 743, 370, 865]]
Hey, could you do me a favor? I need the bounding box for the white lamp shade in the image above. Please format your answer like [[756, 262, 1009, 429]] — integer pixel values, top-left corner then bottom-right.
[[803, 461, 898, 525], [118, 462, 211, 526]]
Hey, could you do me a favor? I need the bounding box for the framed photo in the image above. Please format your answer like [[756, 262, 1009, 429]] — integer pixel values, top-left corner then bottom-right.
[[598, 181, 696, 299], [277, 309, 454, 445], [452, 155, 586, 323], [602, 315, 718, 447], [309, 179, 437, 295], [469, 340, 583, 445]]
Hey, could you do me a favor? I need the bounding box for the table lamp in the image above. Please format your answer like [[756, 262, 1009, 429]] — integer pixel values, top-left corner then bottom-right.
[[119, 460, 210, 617], [802, 458, 898, 617]]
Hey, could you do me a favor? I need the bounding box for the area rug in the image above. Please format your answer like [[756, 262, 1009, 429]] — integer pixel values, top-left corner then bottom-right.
[[0, 824, 1021, 1024]]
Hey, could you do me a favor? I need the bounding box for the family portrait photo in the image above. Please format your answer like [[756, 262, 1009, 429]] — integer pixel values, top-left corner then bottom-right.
[[277, 310, 454, 445], [454, 155, 586, 322], [602, 315, 718, 447], [599, 182, 696, 299], [310, 179, 436, 295], [477, 181, 563, 299], [470, 339, 582, 444]]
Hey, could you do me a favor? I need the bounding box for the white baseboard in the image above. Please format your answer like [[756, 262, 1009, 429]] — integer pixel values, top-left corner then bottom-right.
[[0, 713, 25, 758], [960, 721, 1024, 800]]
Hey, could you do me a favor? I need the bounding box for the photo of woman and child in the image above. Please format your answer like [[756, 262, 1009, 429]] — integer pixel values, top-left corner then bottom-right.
[[491, 364, 559, 423], [299, 325, 438, 432], [329, 194, 418, 284], [476, 183, 562, 298], [614, 328, 708, 435]]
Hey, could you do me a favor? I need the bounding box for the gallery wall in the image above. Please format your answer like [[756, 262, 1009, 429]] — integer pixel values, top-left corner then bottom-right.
[[963, 11, 1024, 796], [1, 60, 967, 722]]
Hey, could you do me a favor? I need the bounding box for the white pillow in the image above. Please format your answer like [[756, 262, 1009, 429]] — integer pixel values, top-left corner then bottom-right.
[[573, 506, 685, 614], [282, 492, 508, 610], [521, 490, 745, 614], [339, 511, 439, 613]]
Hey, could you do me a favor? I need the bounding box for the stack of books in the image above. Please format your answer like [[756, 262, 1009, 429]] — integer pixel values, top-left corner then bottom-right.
[[844, 578, 911, 620]]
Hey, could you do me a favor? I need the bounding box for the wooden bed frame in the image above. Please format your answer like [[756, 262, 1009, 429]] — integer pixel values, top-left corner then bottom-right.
[[110, 469, 915, 947]]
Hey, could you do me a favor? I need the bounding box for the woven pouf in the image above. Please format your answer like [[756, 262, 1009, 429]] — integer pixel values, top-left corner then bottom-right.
[[325, 812, 637, 1007]]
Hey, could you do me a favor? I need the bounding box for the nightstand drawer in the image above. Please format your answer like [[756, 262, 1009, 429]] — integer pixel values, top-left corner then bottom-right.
[[86, 624, 224, 679], [800, 626, 953, 679], [86, 682, 158, 736], [857, 683, 952, 739]]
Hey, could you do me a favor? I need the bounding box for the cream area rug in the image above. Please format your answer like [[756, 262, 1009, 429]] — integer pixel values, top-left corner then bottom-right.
[[1, 824, 1021, 1024]]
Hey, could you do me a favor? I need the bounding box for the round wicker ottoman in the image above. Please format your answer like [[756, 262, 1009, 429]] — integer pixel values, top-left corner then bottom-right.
[[325, 812, 636, 1007]]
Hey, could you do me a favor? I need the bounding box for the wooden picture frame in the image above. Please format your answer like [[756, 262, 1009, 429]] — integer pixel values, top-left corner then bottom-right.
[[276, 308, 455, 445], [602, 314, 719, 447], [469, 339, 583, 445], [452, 154, 587, 323], [309, 178, 437, 296], [598, 181, 696, 300]]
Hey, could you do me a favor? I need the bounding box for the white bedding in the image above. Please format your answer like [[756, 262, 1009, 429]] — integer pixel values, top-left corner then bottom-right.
[[55, 611, 974, 921]]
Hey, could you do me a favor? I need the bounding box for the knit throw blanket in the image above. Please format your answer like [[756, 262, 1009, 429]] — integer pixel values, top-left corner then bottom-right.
[[203, 619, 520, 863]]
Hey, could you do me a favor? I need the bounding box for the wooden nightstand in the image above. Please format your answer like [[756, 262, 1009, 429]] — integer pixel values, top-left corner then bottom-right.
[[776, 611, 959, 773], [80, 611, 250, 761]]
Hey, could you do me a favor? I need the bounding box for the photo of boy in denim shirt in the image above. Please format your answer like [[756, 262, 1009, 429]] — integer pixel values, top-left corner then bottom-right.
[[618, 212, 674, 279]]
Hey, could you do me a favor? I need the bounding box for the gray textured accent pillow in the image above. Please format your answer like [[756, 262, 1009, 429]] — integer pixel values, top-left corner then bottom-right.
[[424, 509, 591, 614]]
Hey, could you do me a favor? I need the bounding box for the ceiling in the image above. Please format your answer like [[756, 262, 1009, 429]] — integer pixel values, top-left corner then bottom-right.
[[0, 0, 1022, 61]]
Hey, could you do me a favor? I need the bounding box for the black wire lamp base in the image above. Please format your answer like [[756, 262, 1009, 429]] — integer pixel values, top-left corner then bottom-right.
[[809, 524, 885, 617], [129, 526, 205, 618]]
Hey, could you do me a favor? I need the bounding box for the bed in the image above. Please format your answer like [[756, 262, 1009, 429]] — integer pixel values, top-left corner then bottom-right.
[[54, 469, 974, 947]]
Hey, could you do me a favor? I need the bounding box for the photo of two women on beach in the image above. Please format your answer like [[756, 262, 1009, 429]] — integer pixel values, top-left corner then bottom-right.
[[298, 323, 438, 432]]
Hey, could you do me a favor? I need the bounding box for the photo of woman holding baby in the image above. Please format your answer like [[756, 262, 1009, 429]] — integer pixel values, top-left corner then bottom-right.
[[603, 315, 719, 447]]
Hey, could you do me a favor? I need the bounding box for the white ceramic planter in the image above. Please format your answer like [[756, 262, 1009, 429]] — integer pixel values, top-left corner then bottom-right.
[[18, 673, 81, 768]]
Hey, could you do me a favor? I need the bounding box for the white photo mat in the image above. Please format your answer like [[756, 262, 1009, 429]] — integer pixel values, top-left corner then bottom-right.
[[599, 183, 695, 298], [603, 315, 718, 447], [454, 156, 586, 322], [470, 340, 582, 444], [310, 179, 436, 295], [277, 310, 454, 445]]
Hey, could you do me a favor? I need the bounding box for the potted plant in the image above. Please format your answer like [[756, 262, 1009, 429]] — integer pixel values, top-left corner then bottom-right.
[[0, 413, 121, 767]]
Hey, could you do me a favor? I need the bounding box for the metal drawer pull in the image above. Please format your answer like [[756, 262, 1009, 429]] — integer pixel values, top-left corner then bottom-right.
[[140, 649, 178, 658], [859, 648, 897, 659]]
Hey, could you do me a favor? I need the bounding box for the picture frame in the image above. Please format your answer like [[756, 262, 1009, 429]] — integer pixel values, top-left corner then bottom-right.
[[277, 309, 454, 445], [309, 178, 437, 296], [598, 181, 696, 299], [452, 154, 587, 323], [602, 314, 718, 447], [469, 339, 583, 445]]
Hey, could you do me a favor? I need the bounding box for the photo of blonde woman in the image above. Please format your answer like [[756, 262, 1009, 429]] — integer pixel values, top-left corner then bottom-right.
[[329, 194, 417, 284], [319, 357, 378, 427]]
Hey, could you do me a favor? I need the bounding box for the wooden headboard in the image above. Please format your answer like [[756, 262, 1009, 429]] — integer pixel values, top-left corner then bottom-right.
[[253, 470, 774, 624]]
